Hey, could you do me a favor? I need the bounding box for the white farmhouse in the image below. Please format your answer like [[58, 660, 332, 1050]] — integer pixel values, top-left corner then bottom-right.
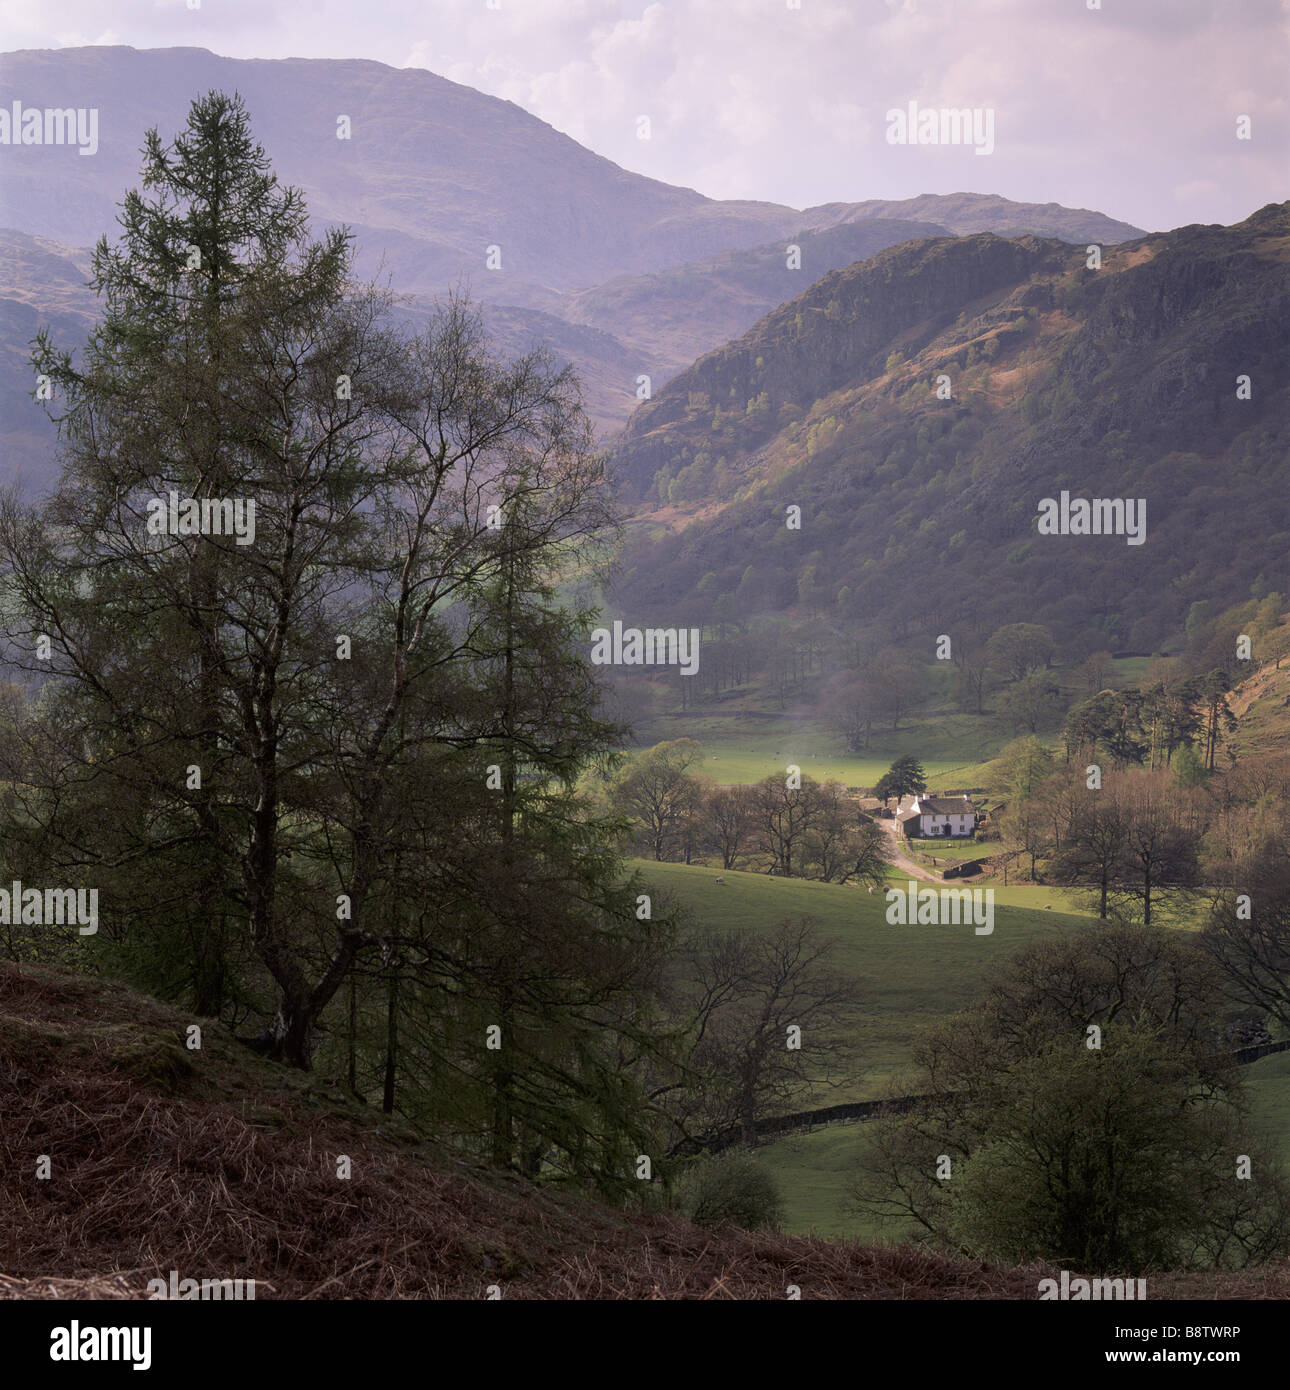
[[896, 793, 978, 839]]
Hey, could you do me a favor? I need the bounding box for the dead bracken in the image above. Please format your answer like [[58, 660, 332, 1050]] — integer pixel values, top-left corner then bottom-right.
[[3, 961, 1288, 1301]]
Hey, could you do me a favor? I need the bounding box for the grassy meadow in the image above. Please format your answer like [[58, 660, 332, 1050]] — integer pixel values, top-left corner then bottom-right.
[[634, 858, 1083, 1095], [630, 710, 1004, 788], [638, 856, 1288, 1240], [620, 649, 1290, 1241]]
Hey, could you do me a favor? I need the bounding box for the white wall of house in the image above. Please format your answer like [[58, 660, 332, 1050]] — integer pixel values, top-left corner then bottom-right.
[[916, 812, 975, 836]]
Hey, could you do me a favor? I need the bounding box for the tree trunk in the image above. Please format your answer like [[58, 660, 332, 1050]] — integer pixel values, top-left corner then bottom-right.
[[383, 962, 399, 1115], [347, 972, 358, 1095]]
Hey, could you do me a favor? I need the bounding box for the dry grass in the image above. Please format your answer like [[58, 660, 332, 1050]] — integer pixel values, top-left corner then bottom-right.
[[0, 1272, 149, 1300], [3, 959, 1289, 1300]]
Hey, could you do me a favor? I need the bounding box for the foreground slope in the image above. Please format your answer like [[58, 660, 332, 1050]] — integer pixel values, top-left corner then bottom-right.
[[4, 960, 1287, 1299], [0, 960, 1028, 1299]]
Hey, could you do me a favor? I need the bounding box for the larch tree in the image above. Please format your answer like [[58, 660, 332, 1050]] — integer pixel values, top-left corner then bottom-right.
[[1, 91, 677, 1190]]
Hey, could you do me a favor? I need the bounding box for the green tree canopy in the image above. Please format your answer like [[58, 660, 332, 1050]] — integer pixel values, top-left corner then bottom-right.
[[874, 754, 926, 801]]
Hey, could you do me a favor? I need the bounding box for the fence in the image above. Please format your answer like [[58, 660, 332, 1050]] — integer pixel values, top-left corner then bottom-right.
[[1232, 1038, 1290, 1065], [669, 1093, 934, 1157], [671, 1039, 1290, 1157]]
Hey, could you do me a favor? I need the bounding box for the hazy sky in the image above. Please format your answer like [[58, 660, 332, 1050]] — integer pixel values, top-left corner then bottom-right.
[[1, 0, 1286, 232]]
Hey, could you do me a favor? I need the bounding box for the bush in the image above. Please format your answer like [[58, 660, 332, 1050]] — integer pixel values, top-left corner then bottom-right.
[[678, 1153, 784, 1232]]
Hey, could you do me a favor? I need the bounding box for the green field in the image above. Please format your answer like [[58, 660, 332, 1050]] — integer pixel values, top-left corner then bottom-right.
[[752, 1048, 1290, 1240], [1248, 1050, 1290, 1166], [633, 858, 1085, 1093], [637, 744, 981, 790], [625, 651, 1160, 790], [906, 837, 988, 859], [1109, 656, 1156, 685], [629, 663, 1290, 1243], [753, 1126, 886, 1242], [629, 712, 1005, 788], [644, 856, 1289, 1240]]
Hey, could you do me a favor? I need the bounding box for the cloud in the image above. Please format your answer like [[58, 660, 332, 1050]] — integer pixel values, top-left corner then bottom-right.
[[49, 29, 121, 47]]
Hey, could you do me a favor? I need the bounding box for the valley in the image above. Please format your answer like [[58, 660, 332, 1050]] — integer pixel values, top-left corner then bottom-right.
[[2, 31, 1288, 1319]]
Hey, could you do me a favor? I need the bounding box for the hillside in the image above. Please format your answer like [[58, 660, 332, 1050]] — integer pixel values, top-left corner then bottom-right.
[[611, 203, 1290, 654], [561, 219, 951, 381], [4, 958, 1289, 1301], [0, 959, 1070, 1299], [1224, 639, 1290, 764]]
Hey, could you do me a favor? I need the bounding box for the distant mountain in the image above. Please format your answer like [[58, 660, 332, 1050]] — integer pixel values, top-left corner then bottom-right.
[[0, 228, 652, 486], [0, 45, 1148, 489], [561, 219, 952, 384], [0, 44, 791, 303], [0, 47, 1145, 303], [611, 204, 1290, 655], [797, 192, 1143, 243], [0, 218, 953, 483], [0, 230, 95, 489]]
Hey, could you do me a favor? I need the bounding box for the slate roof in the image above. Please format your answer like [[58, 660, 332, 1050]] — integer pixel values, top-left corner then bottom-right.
[[917, 797, 976, 815]]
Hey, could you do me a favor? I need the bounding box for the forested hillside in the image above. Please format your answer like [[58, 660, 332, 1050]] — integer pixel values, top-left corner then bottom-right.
[[612, 205, 1290, 655]]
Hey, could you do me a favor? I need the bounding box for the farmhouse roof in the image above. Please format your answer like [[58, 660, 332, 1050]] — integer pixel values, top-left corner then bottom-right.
[[916, 796, 977, 815]]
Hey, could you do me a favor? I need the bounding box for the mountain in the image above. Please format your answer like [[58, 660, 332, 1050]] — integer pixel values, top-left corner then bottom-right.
[[0, 45, 1147, 489], [0, 47, 1145, 303], [0, 218, 954, 486], [610, 203, 1290, 656], [0, 230, 96, 489], [0, 45, 783, 302], [797, 192, 1143, 243], [0, 229, 654, 486]]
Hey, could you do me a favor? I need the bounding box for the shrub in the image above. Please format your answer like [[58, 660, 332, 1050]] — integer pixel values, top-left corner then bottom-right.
[[678, 1153, 784, 1232]]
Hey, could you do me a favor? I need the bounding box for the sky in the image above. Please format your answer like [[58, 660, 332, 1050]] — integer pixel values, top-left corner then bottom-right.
[[1, 0, 1287, 232]]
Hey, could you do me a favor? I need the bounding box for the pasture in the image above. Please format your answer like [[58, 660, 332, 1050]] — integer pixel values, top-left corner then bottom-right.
[[633, 858, 1086, 1094]]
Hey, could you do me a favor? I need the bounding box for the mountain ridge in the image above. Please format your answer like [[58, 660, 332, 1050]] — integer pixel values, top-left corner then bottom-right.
[[0, 44, 1148, 488], [0, 44, 1146, 303], [610, 203, 1290, 656]]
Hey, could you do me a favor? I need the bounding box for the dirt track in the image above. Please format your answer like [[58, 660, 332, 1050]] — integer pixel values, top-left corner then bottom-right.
[[878, 819, 944, 883]]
